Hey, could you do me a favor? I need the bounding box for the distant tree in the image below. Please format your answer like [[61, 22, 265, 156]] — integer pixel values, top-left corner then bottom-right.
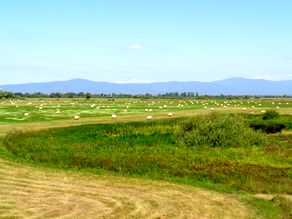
[[66, 92, 75, 98], [187, 92, 194, 97], [85, 92, 92, 100], [180, 92, 187, 97], [78, 92, 84, 97], [49, 93, 62, 98], [0, 90, 15, 99]]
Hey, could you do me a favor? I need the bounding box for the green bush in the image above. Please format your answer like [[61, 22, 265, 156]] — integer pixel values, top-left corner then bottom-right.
[[263, 110, 280, 120], [175, 113, 265, 148], [250, 122, 286, 134]]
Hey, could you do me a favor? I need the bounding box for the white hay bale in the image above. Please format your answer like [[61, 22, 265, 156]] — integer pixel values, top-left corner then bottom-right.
[[146, 115, 152, 120], [74, 115, 80, 120], [112, 114, 117, 119], [168, 112, 173, 117], [24, 112, 29, 117]]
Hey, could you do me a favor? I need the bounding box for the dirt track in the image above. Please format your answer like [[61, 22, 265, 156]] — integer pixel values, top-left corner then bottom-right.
[[0, 158, 256, 218]]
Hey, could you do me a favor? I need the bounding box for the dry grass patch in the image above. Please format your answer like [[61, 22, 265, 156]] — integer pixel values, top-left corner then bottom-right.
[[0, 158, 256, 219]]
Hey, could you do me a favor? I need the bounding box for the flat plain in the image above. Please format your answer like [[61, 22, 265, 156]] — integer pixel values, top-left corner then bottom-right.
[[0, 97, 291, 218]]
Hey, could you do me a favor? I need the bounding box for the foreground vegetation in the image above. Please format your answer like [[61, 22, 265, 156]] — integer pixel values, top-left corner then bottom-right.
[[1, 99, 292, 218], [0, 154, 278, 218], [2, 114, 291, 195]]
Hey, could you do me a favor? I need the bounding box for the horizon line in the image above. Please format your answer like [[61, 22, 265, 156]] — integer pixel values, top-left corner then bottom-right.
[[1, 77, 291, 86]]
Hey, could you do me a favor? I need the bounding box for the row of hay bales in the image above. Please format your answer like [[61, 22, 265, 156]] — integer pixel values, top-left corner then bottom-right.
[[73, 112, 174, 121]]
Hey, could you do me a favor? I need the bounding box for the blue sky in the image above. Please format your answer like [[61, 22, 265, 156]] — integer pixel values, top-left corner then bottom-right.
[[0, 0, 292, 84]]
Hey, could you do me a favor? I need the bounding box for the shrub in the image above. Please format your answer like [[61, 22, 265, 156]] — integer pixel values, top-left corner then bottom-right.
[[250, 122, 286, 134], [175, 112, 265, 148], [263, 110, 280, 120]]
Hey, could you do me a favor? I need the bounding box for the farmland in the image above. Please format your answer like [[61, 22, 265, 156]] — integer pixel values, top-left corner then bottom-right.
[[0, 97, 292, 134], [0, 97, 292, 218]]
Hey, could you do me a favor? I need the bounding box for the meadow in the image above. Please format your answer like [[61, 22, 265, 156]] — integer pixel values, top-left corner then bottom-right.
[[1, 97, 292, 125], [0, 97, 292, 218]]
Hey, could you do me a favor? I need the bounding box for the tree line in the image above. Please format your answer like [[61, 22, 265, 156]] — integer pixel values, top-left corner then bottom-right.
[[0, 90, 291, 99]]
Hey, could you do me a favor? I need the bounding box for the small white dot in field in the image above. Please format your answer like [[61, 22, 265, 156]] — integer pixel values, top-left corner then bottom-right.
[[146, 115, 152, 120]]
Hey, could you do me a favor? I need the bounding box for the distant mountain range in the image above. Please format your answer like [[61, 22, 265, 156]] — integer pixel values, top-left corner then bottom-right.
[[1, 78, 292, 95]]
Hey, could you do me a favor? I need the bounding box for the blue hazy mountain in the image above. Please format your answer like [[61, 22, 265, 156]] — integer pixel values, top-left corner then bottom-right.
[[0, 78, 291, 95]]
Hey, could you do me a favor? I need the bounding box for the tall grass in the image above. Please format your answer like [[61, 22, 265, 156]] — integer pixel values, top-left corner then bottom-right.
[[1, 116, 291, 194]]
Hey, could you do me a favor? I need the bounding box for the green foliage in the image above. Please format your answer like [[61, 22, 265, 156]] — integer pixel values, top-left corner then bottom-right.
[[85, 92, 92, 100], [250, 122, 286, 134], [263, 110, 280, 120], [2, 119, 291, 194], [0, 90, 15, 99], [175, 113, 265, 148], [245, 113, 292, 133]]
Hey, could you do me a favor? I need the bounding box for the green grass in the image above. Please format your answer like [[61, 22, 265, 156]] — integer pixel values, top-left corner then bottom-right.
[[1, 99, 292, 218], [1, 97, 292, 125], [2, 118, 291, 194], [0, 134, 283, 219]]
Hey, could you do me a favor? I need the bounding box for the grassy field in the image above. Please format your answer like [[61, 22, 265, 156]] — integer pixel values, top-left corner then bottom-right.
[[1, 97, 292, 125], [1, 97, 292, 137], [2, 119, 291, 193], [0, 97, 292, 218]]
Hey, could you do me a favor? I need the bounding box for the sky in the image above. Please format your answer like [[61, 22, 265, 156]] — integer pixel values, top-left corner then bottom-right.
[[0, 0, 292, 84]]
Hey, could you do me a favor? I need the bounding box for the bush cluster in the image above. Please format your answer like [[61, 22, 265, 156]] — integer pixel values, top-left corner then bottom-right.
[[175, 112, 265, 148], [250, 122, 286, 134], [248, 110, 286, 134], [263, 110, 280, 120]]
